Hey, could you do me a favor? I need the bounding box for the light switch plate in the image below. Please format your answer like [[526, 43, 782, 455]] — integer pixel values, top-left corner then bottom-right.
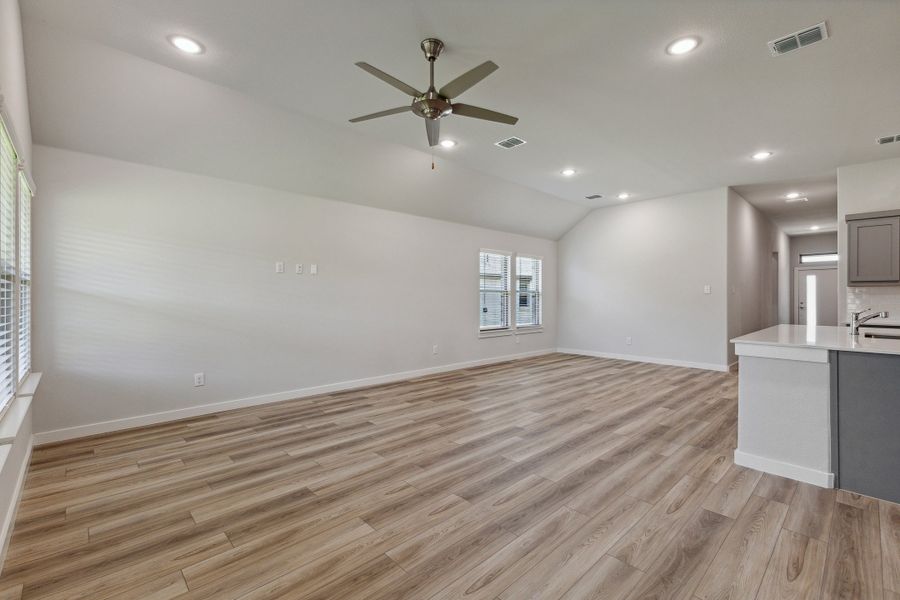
[[703, 285, 711, 294], [275, 261, 285, 273], [310, 264, 318, 275]]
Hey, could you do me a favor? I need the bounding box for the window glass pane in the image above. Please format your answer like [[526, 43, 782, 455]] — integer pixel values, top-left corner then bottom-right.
[[516, 256, 542, 327], [480, 251, 510, 330], [0, 121, 17, 407], [800, 253, 838, 264], [805, 274, 817, 328]]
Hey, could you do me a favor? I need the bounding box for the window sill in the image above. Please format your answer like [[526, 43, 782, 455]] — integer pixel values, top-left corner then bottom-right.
[[478, 327, 544, 339], [0, 372, 41, 444]]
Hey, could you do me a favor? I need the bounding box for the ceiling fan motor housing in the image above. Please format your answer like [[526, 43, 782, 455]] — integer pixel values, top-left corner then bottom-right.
[[412, 91, 452, 120]]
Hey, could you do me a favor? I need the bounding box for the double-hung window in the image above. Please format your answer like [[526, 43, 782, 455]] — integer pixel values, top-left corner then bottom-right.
[[0, 115, 33, 418], [479, 250, 542, 333]]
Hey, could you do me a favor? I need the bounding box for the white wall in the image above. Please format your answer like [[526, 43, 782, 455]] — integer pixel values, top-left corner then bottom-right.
[[32, 146, 558, 438], [0, 0, 33, 573], [837, 156, 900, 324], [558, 188, 729, 370], [0, 0, 31, 165], [726, 190, 783, 364]]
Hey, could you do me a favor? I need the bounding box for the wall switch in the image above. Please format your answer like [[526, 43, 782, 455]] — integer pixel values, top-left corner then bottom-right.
[[703, 284, 711, 295], [432, 344, 439, 355], [295, 263, 303, 274], [275, 261, 285, 273], [310, 264, 318, 275], [626, 336, 633, 345], [193, 372, 205, 387], [515, 335, 520, 344]]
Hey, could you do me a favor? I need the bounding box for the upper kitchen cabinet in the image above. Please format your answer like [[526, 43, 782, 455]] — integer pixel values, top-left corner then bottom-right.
[[847, 210, 900, 285]]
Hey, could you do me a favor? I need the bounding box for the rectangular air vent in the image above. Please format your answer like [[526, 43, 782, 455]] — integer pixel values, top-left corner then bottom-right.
[[877, 135, 900, 145], [494, 136, 526, 149], [768, 22, 828, 56]]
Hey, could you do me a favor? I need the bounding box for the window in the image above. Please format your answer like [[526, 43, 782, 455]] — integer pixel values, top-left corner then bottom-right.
[[480, 251, 510, 330], [516, 255, 542, 327], [0, 116, 32, 417], [800, 253, 838, 264]]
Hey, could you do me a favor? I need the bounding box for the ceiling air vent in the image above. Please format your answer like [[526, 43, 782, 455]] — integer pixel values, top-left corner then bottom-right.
[[785, 196, 809, 204], [768, 22, 828, 56], [585, 194, 603, 200], [877, 135, 900, 145], [494, 136, 526, 149]]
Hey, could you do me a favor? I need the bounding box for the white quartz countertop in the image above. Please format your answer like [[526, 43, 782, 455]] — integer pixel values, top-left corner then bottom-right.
[[732, 325, 900, 356]]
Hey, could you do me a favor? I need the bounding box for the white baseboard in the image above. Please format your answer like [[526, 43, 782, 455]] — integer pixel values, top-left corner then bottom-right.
[[557, 348, 729, 373], [33, 349, 554, 445], [734, 449, 834, 488], [0, 439, 32, 575]]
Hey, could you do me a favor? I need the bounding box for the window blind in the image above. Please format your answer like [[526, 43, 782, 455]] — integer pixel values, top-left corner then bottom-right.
[[0, 120, 17, 408], [18, 171, 31, 382], [480, 251, 510, 330], [516, 255, 542, 327]]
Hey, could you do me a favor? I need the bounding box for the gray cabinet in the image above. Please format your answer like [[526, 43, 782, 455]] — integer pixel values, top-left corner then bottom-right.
[[835, 351, 900, 504], [846, 212, 900, 285]]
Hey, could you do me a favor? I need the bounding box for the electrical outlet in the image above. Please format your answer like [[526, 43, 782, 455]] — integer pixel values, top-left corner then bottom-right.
[[275, 261, 284, 273], [432, 344, 439, 355], [626, 336, 632, 346], [295, 263, 303, 274], [193, 372, 205, 387], [703, 284, 711, 294], [515, 335, 520, 344]]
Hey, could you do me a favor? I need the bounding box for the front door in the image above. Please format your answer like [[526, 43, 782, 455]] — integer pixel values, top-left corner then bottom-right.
[[795, 267, 838, 326]]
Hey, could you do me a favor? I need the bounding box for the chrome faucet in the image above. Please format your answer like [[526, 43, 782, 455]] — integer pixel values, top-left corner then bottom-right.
[[850, 308, 889, 336]]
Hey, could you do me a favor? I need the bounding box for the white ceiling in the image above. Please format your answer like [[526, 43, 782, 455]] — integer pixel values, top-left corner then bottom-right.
[[733, 173, 837, 236], [20, 0, 900, 239]]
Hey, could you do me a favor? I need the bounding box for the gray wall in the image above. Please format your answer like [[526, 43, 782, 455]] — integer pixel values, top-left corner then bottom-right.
[[558, 188, 729, 370], [32, 146, 558, 436], [726, 189, 784, 364]]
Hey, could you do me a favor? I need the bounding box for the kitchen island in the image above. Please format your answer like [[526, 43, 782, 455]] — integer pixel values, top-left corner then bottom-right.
[[732, 324, 900, 503]]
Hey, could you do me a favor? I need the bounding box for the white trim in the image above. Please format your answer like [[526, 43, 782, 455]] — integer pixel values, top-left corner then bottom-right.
[[734, 342, 829, 363], [0, 439, 32, 574], [0, 395, 31, 444], [33, 349, 555, 445], [734, 449, 834, 488], [557, 348, 728, 372]]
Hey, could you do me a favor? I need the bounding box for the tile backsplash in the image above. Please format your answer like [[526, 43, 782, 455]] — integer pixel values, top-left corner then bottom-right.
[[846, 286, 900, 325]]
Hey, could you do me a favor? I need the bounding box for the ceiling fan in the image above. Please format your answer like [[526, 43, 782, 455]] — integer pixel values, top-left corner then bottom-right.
[[349, 38, 518, 147]]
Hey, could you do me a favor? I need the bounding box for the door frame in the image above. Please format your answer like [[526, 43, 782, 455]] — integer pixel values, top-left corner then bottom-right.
[[793, 265, 838, 325]]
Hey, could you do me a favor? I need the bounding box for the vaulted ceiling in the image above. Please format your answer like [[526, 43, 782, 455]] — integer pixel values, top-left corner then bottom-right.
[[21, 0, 900, 239]]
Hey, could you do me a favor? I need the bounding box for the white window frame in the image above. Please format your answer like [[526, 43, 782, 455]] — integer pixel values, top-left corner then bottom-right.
[[478, 249, 544, 338], [514, 253, 543, 331], [0, 109, 34, 422]]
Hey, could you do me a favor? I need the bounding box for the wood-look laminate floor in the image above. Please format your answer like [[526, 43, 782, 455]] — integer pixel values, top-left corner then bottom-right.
[[1, 354, 898, 600]]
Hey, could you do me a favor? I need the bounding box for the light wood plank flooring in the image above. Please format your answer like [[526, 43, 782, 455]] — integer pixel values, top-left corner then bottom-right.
[[1, 353, 897, 599]]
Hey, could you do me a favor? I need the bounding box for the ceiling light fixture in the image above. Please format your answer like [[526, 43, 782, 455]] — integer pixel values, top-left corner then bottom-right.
[[810, 225, 820, 231], [561, 168, 576, 177], [439, 139, 456, 148], [168, 35, 205, 55], [752, 151, 773, 161], [666, 36, 700, 55], [617, 192, 630, 200], [786, 192, 800, 199]]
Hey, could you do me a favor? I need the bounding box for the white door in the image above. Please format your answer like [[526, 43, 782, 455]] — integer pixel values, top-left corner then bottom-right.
[[796, 267, 838, 326]]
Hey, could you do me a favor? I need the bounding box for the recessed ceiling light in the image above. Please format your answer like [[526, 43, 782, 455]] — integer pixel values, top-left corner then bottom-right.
[[666, 36, 700, 55], [168, 35, 205, 55], [786, 192, 800, 199], [561, 168, 576, 177], [810, 225, 820, 231], [439, 139, 456, 148], [751, 151, 773, 161], [617, 192, 630, 200]]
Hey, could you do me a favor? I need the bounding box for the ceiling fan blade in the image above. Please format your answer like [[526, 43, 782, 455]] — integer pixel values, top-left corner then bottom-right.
[[451, 103, 518, 125], [439, 61, 498, 99], [355, 62, 423, 97], [425, 119, 440, 147], [348, 106, 411, 123]]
